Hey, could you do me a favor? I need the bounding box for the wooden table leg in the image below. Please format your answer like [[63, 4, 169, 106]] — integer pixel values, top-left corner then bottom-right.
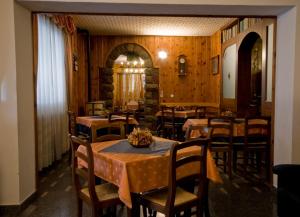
[[204, 180, 210, 217], [128, 193, 140, 217]]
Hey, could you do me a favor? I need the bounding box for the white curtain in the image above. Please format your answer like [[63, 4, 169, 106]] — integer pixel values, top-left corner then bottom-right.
[[37, 14, 68, 170]]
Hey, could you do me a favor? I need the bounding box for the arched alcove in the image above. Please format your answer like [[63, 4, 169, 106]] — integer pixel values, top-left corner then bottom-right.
[[237, 32, 263, 117], [100, 43, 159, 129]]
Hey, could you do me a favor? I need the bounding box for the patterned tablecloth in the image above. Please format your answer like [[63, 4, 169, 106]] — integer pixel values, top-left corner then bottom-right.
[[78, 136, 222, 208], [155, 110, 196, 119], [182, 118, 267, 138], [76, 116, 138, 128]]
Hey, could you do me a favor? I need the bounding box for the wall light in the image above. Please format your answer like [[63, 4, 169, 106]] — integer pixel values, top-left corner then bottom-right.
[[158, 51, 167, 59]]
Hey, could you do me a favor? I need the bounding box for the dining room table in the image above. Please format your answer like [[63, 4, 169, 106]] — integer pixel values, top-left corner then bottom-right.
[[78, 136, 222, 216], [76, 115, 139, 141], [155, 109, 196, 119], [182, 118, 268, 138]]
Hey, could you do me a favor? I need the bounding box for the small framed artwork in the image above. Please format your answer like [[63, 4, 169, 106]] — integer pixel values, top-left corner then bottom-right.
[[73, 53, 78, 72], [211, 55, 219, 75]]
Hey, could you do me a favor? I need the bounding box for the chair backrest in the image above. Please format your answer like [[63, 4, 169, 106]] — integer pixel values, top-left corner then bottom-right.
[[185, 125, 212, 141], [161, 105, 176, 127], [208, 117, 233, 146], [68, 110, 77, 135], [70, 135, 98, 204], [167, 138, 209, 212], [91, 122, 125, 142], [205, 106, 220, 118], [244, 116, 271, 146], [194, 106, 206, 118], [108, 111, 134, 134]]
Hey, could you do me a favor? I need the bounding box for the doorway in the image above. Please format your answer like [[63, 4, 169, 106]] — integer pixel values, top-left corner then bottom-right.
[[237, 32, 263, 117], [101, 43, 159, 129]]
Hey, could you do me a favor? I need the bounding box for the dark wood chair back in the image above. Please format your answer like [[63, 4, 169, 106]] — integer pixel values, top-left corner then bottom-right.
[[108, 111, 137, 135], [194, 106, 206, 118], [205, 106, 220, 118], [91, 122, 125, 142], [167, 138, 209, 214], [208, 117, 233, 143], [68, 110, 77, 135], [208, 116, 233, 179], [244, 116, 271, 147], [244, 116, 271, 181], [70, 135, 98, 204], [160, 105, 176, 138], [70, 135, 123, 217]]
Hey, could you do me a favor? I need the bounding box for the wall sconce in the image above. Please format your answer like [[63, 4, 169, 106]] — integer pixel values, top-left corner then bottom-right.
[[158, 50, 167, 59]]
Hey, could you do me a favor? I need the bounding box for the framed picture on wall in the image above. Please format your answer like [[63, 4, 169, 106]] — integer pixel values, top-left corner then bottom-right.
[[212, 55, 219, 75]]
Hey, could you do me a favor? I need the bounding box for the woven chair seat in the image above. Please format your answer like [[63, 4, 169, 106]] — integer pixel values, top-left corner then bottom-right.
[[81, 183, 119, 202], [142, 187, 197, 207]]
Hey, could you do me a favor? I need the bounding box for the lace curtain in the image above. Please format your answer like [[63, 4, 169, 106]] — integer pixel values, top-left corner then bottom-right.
[[36, 14, 69, 170], [113, 72, 145, 109]]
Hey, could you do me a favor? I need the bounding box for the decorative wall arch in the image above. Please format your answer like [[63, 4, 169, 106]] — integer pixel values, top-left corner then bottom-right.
[[105, 43, 154, 68], [100, 43, 159, 129], [237, 31, 263, 117]]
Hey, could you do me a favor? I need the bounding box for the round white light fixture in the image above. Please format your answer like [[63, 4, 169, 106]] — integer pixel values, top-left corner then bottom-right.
[[158, 51, 167, 59]]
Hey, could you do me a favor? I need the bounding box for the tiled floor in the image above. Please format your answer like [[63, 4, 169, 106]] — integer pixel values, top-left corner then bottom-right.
[[2, 155, 277, 217]]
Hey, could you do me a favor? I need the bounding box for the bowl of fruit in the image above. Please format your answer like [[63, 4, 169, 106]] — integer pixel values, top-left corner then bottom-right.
[[127, 127, 153, 148]]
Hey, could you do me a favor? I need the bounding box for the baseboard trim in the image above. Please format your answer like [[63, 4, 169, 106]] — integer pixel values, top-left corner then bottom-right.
[[0, 191, 37, 216]]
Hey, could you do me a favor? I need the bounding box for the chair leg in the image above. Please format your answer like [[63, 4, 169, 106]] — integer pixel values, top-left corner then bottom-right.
[[265, 148, 271, 182], [126, 207, 132, 217], [91, 207, 101, 217], [142, 206, 148, 217], [243, 150, 249, 177], [204, 198, 210, 217], [223, 152, 227, 173], [196, 204, 204, 217], [228, 150, 232, 179], [76, 198, 82, 217], [233, 149, 237, 172]]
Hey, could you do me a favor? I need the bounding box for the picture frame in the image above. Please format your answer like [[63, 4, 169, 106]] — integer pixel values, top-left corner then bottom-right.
[[211, 55, 219, 75]]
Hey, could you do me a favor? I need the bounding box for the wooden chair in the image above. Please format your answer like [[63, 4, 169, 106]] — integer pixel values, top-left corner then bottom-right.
[[205, 106, 220, 118], [108, 111, 137, 135], [68, 110, 90, 139], [194, 106, 206, 118], [160, 106, 182, 140], [68, 111, 90, 162], [68, 110, 77, 135], [91, 122, 125, 142], [208, 117, 233, 179], [140, 138, 209, 217], [243, 116, 271, 181], [70, 135, 123, 217]]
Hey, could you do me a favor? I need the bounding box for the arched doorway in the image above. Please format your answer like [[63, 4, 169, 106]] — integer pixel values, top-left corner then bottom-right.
[[100, 43, 159, 129], [237, 32, 263, 117]]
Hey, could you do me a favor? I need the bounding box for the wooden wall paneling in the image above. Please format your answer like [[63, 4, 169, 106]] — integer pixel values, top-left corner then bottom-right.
[[194, 37, 202, 102], [90, 35, 220, 105], [68, 32, 77, 114], [76, 32, 89, 115], [210, 31, 222, 103], [210, 31, 221, 105]]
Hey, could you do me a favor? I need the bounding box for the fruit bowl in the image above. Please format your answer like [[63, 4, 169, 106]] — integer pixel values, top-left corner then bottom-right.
[[127, 127, 153, 148]]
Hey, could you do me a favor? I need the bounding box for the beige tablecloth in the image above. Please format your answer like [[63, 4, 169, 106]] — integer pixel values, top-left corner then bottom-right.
[[182, 118, 267, 138], [76, 116, 138, 128], [155, 110, 196, 119]]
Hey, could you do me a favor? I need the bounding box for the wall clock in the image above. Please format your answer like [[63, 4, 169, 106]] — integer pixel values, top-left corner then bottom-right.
[[178, 55, 187, 76]]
